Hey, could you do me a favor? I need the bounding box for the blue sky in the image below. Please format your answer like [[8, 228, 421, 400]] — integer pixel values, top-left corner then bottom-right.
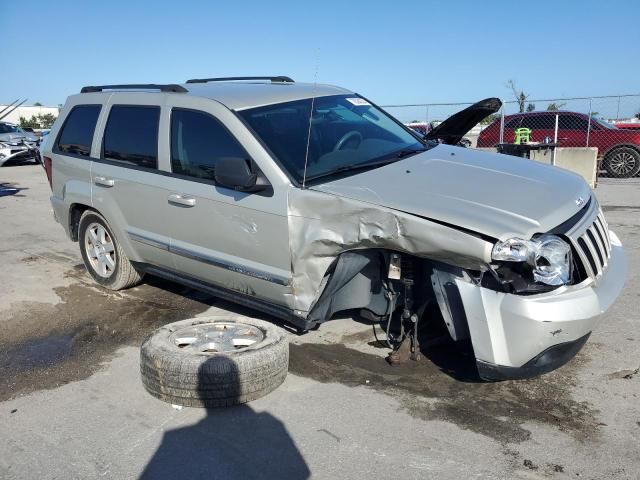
[[2, 0, 639, 119]]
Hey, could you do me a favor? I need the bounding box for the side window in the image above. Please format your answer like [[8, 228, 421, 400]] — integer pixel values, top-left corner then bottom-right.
[[103, 105, 160, 169], [55, 105, 101, 157], [520, 115, 555, 130], [505, 117, 522, 129], [170, 109, 248, 181], [559, 114, 589, 130]]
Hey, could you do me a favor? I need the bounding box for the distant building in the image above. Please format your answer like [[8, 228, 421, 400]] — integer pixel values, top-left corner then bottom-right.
[[0, 105, 60, 125]]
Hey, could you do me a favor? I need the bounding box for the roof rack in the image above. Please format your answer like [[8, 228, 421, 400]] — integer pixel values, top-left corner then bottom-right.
[[185, 76, 294, 84], [80, 84, 188, 93]]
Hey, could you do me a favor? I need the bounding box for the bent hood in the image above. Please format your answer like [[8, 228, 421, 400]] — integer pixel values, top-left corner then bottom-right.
[[311, 145, 592, 240], [425, 97, 502, 145]]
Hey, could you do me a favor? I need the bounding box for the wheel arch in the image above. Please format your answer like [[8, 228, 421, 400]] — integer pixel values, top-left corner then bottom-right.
[[601, 143, 640, 159]]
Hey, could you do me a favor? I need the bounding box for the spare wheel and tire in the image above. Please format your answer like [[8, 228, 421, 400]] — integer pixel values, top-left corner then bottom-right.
[[140, 316, 289, 407]]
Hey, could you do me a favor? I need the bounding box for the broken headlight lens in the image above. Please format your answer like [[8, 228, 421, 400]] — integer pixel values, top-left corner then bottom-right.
[[492, 235, 571, 286]]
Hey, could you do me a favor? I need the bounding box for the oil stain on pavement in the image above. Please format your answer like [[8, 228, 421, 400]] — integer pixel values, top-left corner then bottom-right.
[[289, 340, 600, 445], [0, 269, 214, 402]]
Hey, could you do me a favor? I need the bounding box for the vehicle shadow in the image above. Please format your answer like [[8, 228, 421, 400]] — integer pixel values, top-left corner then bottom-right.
[[0, 181, 28, 197], [139, 357, 310, 480], [142, 274, 300, 333]]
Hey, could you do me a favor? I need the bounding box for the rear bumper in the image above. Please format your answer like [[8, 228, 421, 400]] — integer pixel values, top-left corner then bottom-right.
[[456, 230, 626, 378], [50, 195, 71, 237]]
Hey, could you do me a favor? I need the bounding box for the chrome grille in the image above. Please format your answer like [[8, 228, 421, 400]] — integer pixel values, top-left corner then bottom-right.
[[566, 206, 611, 280]]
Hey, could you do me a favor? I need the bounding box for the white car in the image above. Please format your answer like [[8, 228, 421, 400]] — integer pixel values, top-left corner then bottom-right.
[[0, 122, 40, 166]]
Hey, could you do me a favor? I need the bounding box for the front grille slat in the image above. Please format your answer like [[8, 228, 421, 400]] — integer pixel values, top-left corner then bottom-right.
[[591, 221, 609, 265], [579, 235, 601, 276], [563, 201, 612, 282], [592, 218, 608, 257], [576, 238, 597, 279], [586, 229, 605, 269]]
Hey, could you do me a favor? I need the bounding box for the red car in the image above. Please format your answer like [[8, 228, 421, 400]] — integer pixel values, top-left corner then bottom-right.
[[613, 123, 640, 131], [477, 111, 640, 178]]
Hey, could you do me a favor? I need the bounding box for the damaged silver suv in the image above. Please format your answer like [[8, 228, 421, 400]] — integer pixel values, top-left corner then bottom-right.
[[43, 77, 626, 380]]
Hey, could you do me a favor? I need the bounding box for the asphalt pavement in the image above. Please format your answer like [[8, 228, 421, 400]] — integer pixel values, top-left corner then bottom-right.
[[0, 165, 638, 479]]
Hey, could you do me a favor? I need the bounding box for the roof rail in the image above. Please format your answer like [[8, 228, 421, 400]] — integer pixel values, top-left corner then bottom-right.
[[185, 76, 294, 84], [80, 84, 188, 93]]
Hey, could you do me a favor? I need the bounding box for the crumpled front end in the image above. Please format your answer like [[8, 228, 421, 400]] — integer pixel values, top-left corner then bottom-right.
[[458, 230, 626, 379], [286, 187, 494, 315]]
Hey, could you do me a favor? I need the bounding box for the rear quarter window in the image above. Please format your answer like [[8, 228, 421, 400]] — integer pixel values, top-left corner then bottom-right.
[[55, 105, 101, 157], [103, 105, 160, 169]]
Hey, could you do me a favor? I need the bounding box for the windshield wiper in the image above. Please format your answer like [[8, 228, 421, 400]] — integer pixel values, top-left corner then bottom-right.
[[394, 148, 427, 158], [305, 158, 400, 182], [305, 148, 427, 183]]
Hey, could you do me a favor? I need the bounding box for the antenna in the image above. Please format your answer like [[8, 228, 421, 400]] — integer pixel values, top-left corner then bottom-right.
[[302, 50, 320, 189]]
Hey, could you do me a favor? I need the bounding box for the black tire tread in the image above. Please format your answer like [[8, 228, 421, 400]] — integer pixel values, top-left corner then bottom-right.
[[139, 317, 289, 407], [78, 210, 143, 290]]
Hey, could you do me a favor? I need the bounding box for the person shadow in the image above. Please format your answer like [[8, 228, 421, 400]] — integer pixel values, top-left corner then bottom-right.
[[139, 354, 310, 479]]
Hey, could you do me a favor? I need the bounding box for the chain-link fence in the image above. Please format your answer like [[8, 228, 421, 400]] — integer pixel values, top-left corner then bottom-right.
[[383, 94, 640, 178]]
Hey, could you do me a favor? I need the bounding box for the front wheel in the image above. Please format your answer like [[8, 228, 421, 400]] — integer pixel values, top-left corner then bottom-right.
[[604, 147, 640, 178], [78, 210, 143, 290]]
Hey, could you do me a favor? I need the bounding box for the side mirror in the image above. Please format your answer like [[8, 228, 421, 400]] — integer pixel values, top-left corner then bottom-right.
[[214, 157, 268, 192]]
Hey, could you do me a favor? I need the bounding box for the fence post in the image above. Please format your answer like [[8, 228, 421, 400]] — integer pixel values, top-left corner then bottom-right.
[[499, 103, 505, 145], [586, 98, 592, 147], [552, 114, 559, 166], [616, 96, 621, 120]]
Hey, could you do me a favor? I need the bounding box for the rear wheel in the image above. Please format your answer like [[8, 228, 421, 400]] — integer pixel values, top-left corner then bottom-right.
[[78, 210, 143, 290], [604, 147, 640, 178]]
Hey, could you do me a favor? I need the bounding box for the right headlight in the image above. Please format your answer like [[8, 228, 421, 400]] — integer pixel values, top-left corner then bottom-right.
[[492, 234, 572, 286]]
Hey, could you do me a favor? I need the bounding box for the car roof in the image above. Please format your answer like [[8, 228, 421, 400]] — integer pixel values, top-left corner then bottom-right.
[[183, 81, 353, 110], [76, 81, 354, 111], [506, 111, 586, 117]]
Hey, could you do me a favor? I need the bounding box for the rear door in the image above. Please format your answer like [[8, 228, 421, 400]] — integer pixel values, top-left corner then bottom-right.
[[159, 96, 292, 306], [557, 113, 589, 147], [50, 101, 102, 214], [91, 95, 175, 269]]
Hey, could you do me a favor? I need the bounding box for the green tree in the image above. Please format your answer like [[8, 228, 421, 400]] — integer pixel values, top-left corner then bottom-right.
[[33, 102, 43, 106], [19, 115, 41, 129], [546, 102, 566, 111], [38, 113, 57, 128], [635, 111, 640, 120], [526, 103, 535, 112], [18, 113, 57, 129], [480, 113, 501, 125]]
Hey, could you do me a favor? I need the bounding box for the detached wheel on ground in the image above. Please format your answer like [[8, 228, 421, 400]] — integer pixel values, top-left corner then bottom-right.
[[140, 316, 289, 407], [78, 210, 143, 290], [604, 147, 640, 178]]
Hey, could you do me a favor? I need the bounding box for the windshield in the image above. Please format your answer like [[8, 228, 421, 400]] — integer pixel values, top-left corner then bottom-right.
[[239, 94, 423, 184], [593, 118, 616, 129], [0, 123, 20, 134]]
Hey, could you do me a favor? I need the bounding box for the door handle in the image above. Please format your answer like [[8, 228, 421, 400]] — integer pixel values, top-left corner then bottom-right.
[[168, 193, 196, 207], [94, 176, 114, 187]]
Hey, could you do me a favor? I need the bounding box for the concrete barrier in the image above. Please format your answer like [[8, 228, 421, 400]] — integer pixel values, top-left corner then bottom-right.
[[530, 147, 598, 188], [472, 147, 599, 188]]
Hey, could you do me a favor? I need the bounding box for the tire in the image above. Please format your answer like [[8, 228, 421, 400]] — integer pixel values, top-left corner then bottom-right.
[[78, 210, 143, 290], [140, 316, 289, 407], [604, 147, 640, 178]]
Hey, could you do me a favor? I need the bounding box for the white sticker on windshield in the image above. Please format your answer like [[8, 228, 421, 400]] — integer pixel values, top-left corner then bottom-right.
[[345, 97, 371, 106]]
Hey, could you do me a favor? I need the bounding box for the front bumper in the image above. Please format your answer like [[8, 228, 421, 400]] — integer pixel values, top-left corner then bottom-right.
[[0, 146, 38, 165], [456, 230, 626, 379]]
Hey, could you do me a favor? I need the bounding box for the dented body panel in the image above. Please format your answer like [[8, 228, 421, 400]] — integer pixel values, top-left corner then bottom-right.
[[286, 186, 493, 313]]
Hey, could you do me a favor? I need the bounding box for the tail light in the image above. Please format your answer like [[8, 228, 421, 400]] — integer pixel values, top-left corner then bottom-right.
[[43, 156, 53, 189]]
